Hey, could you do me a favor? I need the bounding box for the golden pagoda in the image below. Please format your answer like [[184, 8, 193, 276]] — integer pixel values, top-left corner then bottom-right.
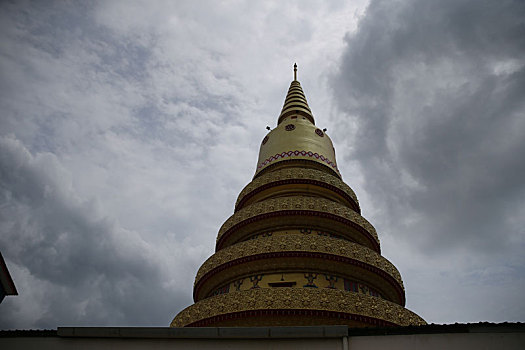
[[172, 65, 426, 328]]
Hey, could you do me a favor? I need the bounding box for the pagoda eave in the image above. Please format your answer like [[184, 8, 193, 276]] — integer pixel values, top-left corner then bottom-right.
[[173, 288, 425, 328], [195, 235, 405, 305]]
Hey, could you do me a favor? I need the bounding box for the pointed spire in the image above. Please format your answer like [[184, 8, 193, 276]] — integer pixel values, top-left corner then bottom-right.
[[278, 64, 315, 125]]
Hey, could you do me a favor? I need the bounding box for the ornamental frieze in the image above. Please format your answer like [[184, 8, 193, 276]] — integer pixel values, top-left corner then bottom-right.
[[256, 150, 340, 174], [235, 167, 359, 211], [197, 234, 402, 289], [211, 273, 385, 299], [171, 288, 426, 328], [217, 196, 378, 245]]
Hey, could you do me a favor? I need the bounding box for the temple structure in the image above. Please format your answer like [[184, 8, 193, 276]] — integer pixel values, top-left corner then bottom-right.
[[171, 65, 426, 327]]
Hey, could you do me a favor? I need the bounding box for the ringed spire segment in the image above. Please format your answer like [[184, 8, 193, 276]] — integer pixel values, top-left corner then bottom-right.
[[278, 65, 314, 125]]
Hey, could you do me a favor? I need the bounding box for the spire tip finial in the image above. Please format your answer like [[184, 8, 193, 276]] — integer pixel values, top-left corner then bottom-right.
[[294, 63, 297, 81]]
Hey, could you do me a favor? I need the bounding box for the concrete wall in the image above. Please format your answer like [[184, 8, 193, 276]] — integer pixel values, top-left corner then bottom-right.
[[1, 325, 524, 350], [348, 332, 525, 350], [0, 337, 342, 350]]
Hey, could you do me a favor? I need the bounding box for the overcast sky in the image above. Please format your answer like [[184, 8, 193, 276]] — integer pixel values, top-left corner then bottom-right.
[[1, 0, 524, 329]]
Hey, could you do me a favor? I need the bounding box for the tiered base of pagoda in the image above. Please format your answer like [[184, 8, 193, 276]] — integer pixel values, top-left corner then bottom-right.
[[171, 288, 426, 327]]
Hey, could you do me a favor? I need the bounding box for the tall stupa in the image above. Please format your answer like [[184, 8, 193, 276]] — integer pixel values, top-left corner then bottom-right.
[[172, 65, 426, 327]]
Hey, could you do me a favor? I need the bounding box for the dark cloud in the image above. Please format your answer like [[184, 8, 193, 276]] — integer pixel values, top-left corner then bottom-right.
[[0, 135, 190, 328], [332, 0, 525, 252], [331, 0, 525, 322]]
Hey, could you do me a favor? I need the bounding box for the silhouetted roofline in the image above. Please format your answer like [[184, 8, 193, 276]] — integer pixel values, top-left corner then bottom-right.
[[0, 252, 17, 296]]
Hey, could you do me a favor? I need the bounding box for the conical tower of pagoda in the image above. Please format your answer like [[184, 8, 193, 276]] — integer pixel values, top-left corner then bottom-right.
[[172, 65, 425, 328]]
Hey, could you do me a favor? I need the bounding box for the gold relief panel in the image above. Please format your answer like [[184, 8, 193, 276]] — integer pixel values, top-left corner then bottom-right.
[[195, 234, 403, 296], [171, 288, 426, 328], [209, 272, 385, 299], [235, 167, 359, 211], [217, 196, 379, 248], [218, 216, 376, 252], [194, 255, 402, 304], [245, 228, 351, 243], [193, 248, 403, 305]]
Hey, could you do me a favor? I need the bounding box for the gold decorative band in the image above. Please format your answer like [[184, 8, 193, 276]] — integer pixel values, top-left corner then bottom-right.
[[172, 288, 426, 327], [235, 168, 359, 212], [256, 150, 339, 173], [217, 196, 379, 247], [197, 234, 402, 293]]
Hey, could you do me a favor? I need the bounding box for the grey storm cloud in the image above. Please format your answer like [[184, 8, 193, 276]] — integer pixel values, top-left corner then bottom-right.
[[0, 135, 182, 327], [332, 0, 525, 255], [329, 0, 525, 323]]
